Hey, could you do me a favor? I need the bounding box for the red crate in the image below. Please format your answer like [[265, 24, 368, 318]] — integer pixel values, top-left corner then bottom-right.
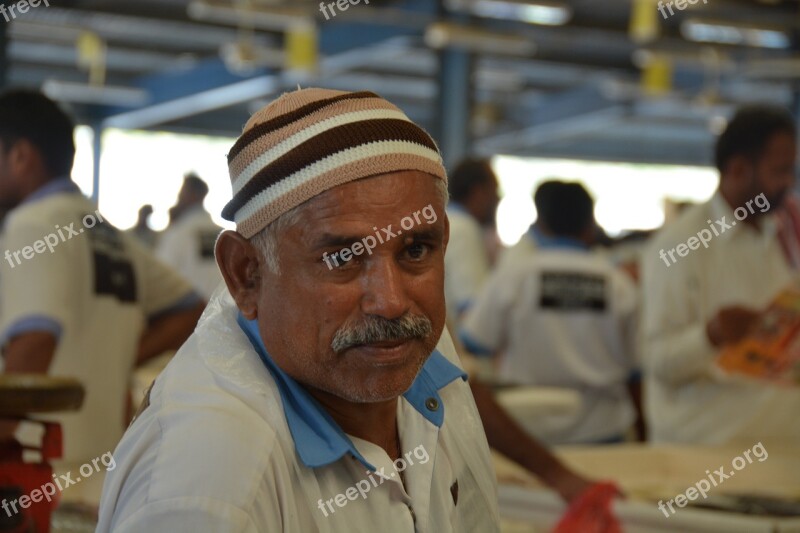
[[0, 421, 62, 533]]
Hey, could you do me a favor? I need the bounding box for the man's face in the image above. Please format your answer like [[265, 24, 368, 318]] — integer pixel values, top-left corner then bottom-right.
[[256, 170, 449, 404], [751, 131, 796, 210], [0, 141, 23, 210], [477, 174, 499, 226]]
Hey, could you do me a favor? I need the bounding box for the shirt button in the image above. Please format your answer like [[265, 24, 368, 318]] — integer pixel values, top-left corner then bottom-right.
[[425, 397, 439, 411]]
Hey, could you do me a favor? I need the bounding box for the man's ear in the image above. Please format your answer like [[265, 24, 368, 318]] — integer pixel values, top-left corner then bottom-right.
[[215, 230, 262, 320], [442, 213, 450, 254], [9, 139, 42, 176], [727, 155, 753, 190]]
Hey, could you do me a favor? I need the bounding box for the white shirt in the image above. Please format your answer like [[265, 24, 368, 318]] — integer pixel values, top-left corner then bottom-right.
[[0, 179, 197, 463], [157, 206, 223, 300], [642, 192, 800, 445], [444, 204, 491, 322], [97, 288, 500, 533], [496, 228, 537, 272], [461, 239, 639, 444]]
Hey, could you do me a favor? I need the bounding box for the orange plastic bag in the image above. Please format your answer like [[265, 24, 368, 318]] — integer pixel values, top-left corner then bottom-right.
[[553, 482, 622, 533]]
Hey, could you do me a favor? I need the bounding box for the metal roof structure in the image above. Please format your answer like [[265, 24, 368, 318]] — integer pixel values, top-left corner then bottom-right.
[[4, 0, 800, 167]]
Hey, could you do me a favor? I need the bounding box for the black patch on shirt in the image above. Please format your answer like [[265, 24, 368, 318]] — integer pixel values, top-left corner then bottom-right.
[[450, 480, 459, 506], [88, 219, 137, 303], [539, 272, 606, 311], [197, 230, 218, 259]]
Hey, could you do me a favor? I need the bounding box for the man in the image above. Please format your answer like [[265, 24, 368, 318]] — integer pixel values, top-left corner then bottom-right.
[[642, 104, 800, 445], [460, 181, 640, 444], [128, 203, 157, 249], [0, 90, 205, 464], [444, 158, 499, 321], [98, 88, 500, 532], [157, 173, 224, 299], [494, 180, 560, 272]]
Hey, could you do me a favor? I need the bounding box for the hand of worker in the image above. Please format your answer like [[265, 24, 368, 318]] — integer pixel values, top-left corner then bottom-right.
[[547, 466, 597, 503], [706, 306, 761, 348]]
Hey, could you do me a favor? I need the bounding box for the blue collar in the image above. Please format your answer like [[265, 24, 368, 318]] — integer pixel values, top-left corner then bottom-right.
[[237, 314, 467, 471], [531, 226, 588, 251], [447, 201, 469, 216], [22, 177, 81, 206]]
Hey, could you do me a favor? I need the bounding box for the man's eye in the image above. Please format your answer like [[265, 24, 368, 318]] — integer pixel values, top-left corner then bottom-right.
[[405, 243, 430, 260], [324, 251, 358, 270]]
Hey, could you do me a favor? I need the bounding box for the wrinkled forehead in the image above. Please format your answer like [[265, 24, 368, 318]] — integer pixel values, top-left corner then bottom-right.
[[286, 172, 445, 236]]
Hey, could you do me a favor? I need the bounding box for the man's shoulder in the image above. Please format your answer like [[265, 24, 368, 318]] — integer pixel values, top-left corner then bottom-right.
[[152, 331, 283, 447], [649, 201, 712, 248], [500, 248, 598, 278], [110, 337, 286, 510], [446, 208, 482, 235], [175, 209, 222, 233], [6, 192, 91, 230]]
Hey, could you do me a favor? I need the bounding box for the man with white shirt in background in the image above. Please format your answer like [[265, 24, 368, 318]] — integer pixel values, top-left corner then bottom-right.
[[495, 181, 561, 272], [128, 204, 158, 249], [444, 158, 499, 323], [445, 161, 594, 497], [157, 173, 224, 299], [460, 181, 641, 444], [0, 90, 205, 465], [642, 104, 800, 446]]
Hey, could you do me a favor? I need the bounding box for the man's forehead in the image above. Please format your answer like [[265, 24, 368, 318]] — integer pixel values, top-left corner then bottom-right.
[[306, 171, 440, 217]]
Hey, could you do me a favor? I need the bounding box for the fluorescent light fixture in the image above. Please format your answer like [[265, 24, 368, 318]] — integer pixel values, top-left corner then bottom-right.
[[471, 0, 571, 26], [188, 1, 309, 31], [220, 41, 284, 73], [681, 19, 789, 49], [743, 58, 800, 80], [41, 80, 149, 107], [425, 22, 536, 55]]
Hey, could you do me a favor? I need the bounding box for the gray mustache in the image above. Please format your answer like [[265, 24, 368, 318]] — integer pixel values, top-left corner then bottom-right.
[[331, 313, 433, 354]]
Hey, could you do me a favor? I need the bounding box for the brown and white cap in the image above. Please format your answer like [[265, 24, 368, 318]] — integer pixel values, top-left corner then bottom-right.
[[222, 88, 447, 238]]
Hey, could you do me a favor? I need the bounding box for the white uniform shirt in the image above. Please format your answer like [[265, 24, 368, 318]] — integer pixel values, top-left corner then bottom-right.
[[156, 206, 223, 300], [0, 179, 198, 463], [444, 204, 491, 322], [97, 288, 500, 533], [642, 192, 800, 445], [496, 228, 537, 272], [461, 238, 639, 444]]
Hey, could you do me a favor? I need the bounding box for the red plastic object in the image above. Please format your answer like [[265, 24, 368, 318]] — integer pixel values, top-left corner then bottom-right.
[[0, 421, 63, 533], [553, 482, 622, 533]]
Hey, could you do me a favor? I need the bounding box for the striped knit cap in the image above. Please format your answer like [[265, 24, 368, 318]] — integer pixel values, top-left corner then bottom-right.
[[223, 88, 447, 238]]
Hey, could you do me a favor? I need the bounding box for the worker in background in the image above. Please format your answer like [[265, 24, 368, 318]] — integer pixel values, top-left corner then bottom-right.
[[0, 90, 205, 464], [156, 173, 223, 299], [129, 203, 157, 249], [461, 181, 642, 444], [642, 105, 800, 445], [446, 163, 594, 496], [444, 158, 499, 323], [495, 180, 562, 272], [776, 191, 800, 268]]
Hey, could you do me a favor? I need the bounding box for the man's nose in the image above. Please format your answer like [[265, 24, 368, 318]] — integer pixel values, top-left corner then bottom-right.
[[360, 258, 410, 320]]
